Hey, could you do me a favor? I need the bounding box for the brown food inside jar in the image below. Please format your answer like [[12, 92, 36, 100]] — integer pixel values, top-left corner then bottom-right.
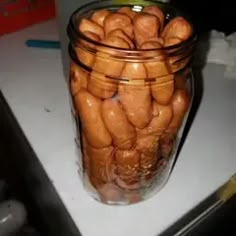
[[161, 16, 192, 42], [72, 5, 194, 202], [115, 148, 140, 190], [102, 98, 136, 150], [91, 9, 111, 27], [87, 71, 118, 99], [79, 18, 104, 40], [133, 12, 160, 48], [70, 62, 88, 96], [142, 5, 165, 31], [78, 5, 192, 51], [93, 35, 130, 77], [74, 89, 112, 148], [104, 13, 133, 39], [118, 83, 153, 129], [151, 74, 174, 105], [86, 144, 115, 187], [166, 89, 190, 133], [107, 29, 134, 49], [141, 40, 170, 78], [75, 31, 101, 68], [118, 7, 136, 19]]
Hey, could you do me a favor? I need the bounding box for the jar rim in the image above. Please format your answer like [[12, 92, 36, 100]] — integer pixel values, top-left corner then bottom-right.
[[67, 0, 197, 54]]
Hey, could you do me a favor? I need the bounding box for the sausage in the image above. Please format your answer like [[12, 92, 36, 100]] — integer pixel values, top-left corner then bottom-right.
[[118, 7, 136, 19], [141, 37, 164, 47], [164, 37, 182, 47], [159, 132, 176, 159], [161, 16, 192, 41], [174, 73, 186, 90], [166, 89, 190, 133], [170, 56, 190, 74], [174, 68, 190, 89], [136, 102, 172, 170], [86, 144, 114, 187], [118, 83, 152, 129], [136, 101, 171, 185], [104, 13, 133, 39], [140, 150, 159, 185], [115, 148, 140, 190], [151, 74, 174, 105], [107, 29, 134, 49], [102, 98, 136, 149], [81, 30, 101, 42], [87, 71, 117, 98], [133, 13, 160, 47], [169, 50, 191, 74], [79, 18, 104, 39], [93, 35, 130, 77], [142, 5, 165, 31], [81, 132, 90, 174], [159, 90, 190, 158], [75, 31, 101, 68], [141, 40, 170, 78], [150, 37, 164, 45], [121, 62, 147, 80], [100, 34, 130, 49], [136, 132, 159, 154], [140, 40, 162, 50], [74, 89, 112, 148], [150, 101, 173, 134], [136, 122, 164, 180], [163, 37, 190, 73], [70, 63, 88, 96], [137, 101, 173, 137], [91, 9, 110, 27]]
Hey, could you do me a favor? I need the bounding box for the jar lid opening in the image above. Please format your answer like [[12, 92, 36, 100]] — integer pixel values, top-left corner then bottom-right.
[[67, 0, 197, 53]]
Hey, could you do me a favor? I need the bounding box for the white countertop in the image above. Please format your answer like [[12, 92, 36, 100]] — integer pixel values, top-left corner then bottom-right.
[[0, 20, 235, 236]]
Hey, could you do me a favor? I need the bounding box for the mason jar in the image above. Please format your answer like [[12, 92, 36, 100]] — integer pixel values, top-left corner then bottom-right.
[[67, 0, 197, 205]]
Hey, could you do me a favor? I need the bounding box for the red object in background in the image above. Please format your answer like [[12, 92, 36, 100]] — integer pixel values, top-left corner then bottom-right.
[[0, 0, 56, 36]]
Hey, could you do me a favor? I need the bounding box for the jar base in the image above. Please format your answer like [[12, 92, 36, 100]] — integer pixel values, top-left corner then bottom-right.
[[82, 150, 176, 206]]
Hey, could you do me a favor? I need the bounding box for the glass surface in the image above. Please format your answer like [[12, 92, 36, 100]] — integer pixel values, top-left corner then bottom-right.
[[67, 0, 196, 205]]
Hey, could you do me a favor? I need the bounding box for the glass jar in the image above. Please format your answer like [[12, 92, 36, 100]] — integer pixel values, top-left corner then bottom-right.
[[67, 0, 197, 205]]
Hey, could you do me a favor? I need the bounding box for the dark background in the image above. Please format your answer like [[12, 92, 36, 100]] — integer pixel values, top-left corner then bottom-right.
[[170, 0, 236, 35]]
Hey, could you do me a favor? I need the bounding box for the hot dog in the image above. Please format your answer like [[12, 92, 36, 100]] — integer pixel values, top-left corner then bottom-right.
[[151, 74, 174, 105], [104, 13, 133, 39], [93, 35, 130, 77], [118, 83, 152, 128], [133, 12, 160, 48], [118, 7, 136, 19], [91, 9, 110, 27], [87, 71, 117, 99], [115, 148, 140, 190], [74, 89, 112, 148], [143, 5, 165, 31], [161, 16, 192, 41], [102, 98, 136, 149], [70, 62, 88, 96], [166, 89, 190, 133], [86, 144, 114, 187]]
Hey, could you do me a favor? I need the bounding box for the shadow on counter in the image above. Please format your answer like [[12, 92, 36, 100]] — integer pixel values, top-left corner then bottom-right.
[[0, 92, 81, 236], [170, 31, 211, 173]]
